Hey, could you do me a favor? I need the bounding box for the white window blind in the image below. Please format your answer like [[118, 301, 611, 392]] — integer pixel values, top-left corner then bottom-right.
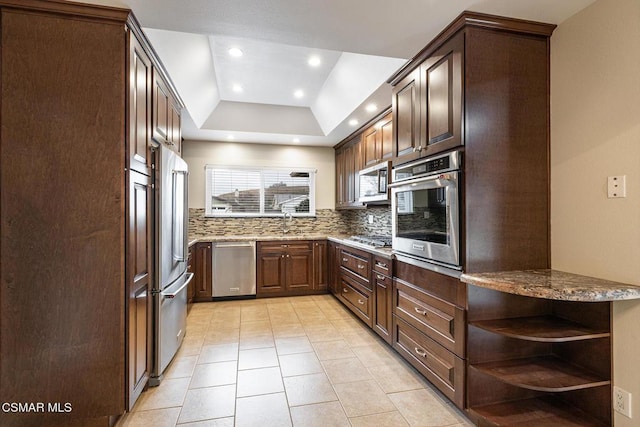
[[205, 165, 316, 217]]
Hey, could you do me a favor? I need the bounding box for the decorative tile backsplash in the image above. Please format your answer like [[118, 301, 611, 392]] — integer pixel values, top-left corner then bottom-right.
[[189, 206, 392, 239]]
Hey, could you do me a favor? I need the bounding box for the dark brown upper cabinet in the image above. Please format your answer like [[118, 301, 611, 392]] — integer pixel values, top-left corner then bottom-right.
[[420, 34, 463, 157], [392, 69, 421, 165], [363, 112, 393, 167]]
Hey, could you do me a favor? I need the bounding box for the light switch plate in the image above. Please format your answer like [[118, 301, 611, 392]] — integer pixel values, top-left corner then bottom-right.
[[608, 175, 626, 198]]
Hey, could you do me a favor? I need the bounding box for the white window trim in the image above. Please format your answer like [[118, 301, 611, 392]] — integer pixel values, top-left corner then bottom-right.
[[204, 164, 317, 218]]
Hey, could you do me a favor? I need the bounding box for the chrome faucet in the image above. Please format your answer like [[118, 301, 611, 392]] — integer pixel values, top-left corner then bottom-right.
[[282, 211, 293, 234]]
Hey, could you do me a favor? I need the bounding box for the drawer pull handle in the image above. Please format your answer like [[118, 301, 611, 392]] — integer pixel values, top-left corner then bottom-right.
[[342, 288, 348, 293], [414, 347, 427, 358], [376, 262, 387, 268], [357, 299, 365, 305], [414, 307, 428, 316], [357, 264, 365, 270], [342, 258, 349, 262], [376, 274, 385, 280]]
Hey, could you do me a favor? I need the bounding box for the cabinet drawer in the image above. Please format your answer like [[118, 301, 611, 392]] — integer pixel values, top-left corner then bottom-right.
[[395, 279, 465, 357], [339, 274, 372, 327], [258, 241, 312, 253], [393, 316, 464, 408], [373, 256, 392, 276], [374, 271, 392, 287], [340, 248, 370, 283]]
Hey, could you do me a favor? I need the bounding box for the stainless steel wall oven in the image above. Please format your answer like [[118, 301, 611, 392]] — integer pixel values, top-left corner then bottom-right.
[[390, 151, 461, 269]]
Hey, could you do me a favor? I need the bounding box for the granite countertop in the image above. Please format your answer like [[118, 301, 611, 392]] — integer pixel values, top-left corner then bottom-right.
[[460, 269, 640, 302], [189, 234, 394, 258]]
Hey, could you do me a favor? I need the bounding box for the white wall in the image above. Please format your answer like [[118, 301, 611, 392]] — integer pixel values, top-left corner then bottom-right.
[[550, 0, 640, 425], [182, 140, 336, 210]]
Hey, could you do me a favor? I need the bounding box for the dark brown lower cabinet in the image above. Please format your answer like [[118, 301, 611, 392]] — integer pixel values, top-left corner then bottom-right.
[[313, 240, 328, 291], [392, 260, 466, 409], [372, 256, 393, 344], [187, 246, 195, 308], [192, 242, 213, 301], [339, 272, 373, 327], [127, 171, 153, 409], [257, 240, 319, 297]]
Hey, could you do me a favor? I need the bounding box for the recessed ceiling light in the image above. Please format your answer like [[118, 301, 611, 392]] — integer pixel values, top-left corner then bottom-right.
[[365, 103, 378, 112], [349, 119, 359, 126], [294, 89, 305, 99], [228, 47, 243, 57], [227, 135, 235, 140], [292, 138, 301, 143], [232, 84, 243, 93], [308, 56, 321, 67]]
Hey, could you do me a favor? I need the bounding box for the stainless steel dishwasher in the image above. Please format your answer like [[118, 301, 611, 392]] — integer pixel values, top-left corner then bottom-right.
[[211, 241, 256, 297]]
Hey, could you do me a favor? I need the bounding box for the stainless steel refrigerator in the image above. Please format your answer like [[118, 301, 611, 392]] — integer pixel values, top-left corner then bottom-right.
[[149, 144, 193, 386]]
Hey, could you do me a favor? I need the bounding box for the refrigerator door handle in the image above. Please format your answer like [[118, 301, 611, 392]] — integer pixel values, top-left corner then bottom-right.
[[162, 273, 194, 299], [172, 169, 189, 262]]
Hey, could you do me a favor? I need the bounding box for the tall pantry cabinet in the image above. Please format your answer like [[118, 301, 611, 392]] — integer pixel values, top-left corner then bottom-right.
[[0, 1, 183, 425]]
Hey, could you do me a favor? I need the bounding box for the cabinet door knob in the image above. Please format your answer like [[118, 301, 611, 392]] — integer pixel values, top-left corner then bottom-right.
[[414, 307, 428, 316], [414, 347, 427, 358]]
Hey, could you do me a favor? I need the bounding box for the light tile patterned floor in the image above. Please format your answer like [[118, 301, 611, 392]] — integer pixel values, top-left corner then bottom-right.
[[119, 295, 474, 427]]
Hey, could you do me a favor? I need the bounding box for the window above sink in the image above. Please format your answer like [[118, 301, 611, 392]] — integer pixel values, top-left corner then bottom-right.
[[205, 165, 316, 217]]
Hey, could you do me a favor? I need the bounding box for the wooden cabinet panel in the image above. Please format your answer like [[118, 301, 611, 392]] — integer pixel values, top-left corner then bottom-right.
[[340, 274, 373, 327], [373, 257, 391, 276], [194, 242, 212, 301], [393, 69, 421, 165], [395, 279, 465, 356], [339, 247, 371, 286], [127, 171, 152, 409], [257, 252, 286, 293], [153, 73, 169, 142], [393, 317, 464, 408], [0, 6, 130, 423], [129, 35, 152, 175], [187, 247, 195, 307], [314, 240, 328, 291], [335, 136, 362, 208], [363, 125, 378, 167], [379, 113, 393, 161], [170, 102, 182, 153], [257, 240, 324, 297], [153, 73, 182, 155], [287, 251, 313, 291], [335, 149, 346, 207], [374, 272, 392, 344], [362, 112, 393, 167], [420, 34, 463, 156]]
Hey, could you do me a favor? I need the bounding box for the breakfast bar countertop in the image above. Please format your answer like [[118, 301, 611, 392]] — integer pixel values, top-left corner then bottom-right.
[[460, 269, 640, 302]]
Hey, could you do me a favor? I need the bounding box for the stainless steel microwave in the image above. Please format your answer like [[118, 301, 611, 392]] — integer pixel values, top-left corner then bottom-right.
[[358, 161, 391, 204]]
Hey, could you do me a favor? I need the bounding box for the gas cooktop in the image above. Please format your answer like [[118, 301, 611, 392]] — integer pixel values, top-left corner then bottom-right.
[[346, 235, 392, 248]]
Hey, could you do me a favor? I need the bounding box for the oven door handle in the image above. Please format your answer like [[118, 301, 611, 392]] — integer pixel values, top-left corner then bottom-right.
[[389, 172, 457, 188]]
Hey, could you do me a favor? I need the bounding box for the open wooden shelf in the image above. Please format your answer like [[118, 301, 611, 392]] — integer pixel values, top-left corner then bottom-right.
[[471, 356, 610, 392], [470, 316, 610, 342], [469, 397, 609, 427]]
